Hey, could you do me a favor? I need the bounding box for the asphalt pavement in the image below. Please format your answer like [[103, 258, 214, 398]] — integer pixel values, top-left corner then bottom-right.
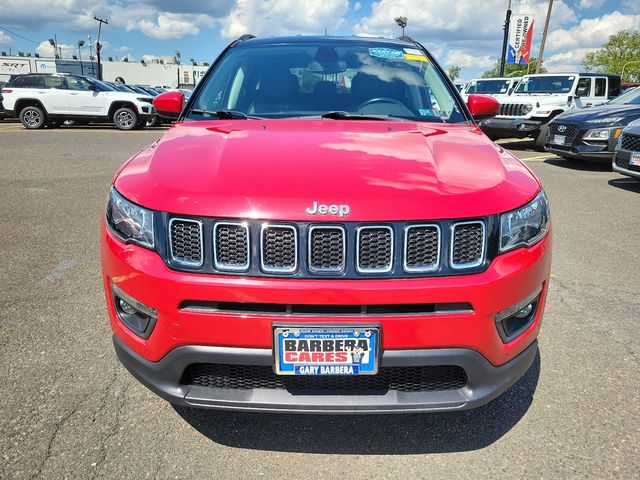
[[0, 122, 638, 479]]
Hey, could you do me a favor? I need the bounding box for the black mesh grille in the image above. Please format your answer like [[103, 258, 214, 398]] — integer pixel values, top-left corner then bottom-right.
[[621, 133, 640, 152], [309, 227, 345, 271], [498, 103, 530, 116], [169, 219, 202, 266], [214, 223, 249, 270], [548, 122, 580, 146], [405, 225, 440, 271], [357, 227, 393, 272], [452, 222, 484, 267], [182, 363, 466, 393], [262, 226, 297, 271]]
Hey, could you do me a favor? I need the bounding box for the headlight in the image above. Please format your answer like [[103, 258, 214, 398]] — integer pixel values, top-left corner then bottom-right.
[[136, 97, 153, 103], [583, 128, 610, 140], [522, 104, 533, 114], [106, 187, 154, 248], [500, 190, 550, 253]]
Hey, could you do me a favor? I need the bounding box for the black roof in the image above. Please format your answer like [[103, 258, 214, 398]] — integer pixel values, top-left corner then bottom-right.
[[235, 35, 416, 48]]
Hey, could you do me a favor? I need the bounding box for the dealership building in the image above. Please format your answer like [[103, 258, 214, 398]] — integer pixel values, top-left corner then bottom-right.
[[0, 53, 210, 87]]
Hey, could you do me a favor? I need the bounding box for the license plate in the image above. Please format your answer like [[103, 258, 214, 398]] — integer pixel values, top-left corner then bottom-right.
[[630, 152, 640, 167], [273, 326, 380, 375], [552, 134, 566, 145]]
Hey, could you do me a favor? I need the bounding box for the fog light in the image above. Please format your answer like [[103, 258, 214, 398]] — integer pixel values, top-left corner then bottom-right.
[[111, 282, 158, 339], [495, 287, 542, 343]]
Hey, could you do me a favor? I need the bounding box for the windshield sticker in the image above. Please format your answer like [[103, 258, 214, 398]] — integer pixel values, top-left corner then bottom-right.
[[419, 108, 435, 116], [404, 53, 428, 62], [404, 48, 422, 55], [369, 48, 404, 59]]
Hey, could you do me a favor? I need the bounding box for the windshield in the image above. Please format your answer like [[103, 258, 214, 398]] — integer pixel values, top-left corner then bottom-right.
[[188, 41, 466, 123], [515, 75, 576, 94], [91, 79, 116, 91], [609, 86, 640, 105], [465, 79, 512, 94]]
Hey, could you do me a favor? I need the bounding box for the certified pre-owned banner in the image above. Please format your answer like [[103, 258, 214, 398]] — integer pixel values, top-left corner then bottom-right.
[[507, 14, 534, 65]]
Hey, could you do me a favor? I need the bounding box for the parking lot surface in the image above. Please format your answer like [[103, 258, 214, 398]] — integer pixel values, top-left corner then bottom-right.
[[0, 123, 638, 479]]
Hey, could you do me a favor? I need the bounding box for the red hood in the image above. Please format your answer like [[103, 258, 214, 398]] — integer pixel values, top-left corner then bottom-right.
[[115, 120, 540, 221]]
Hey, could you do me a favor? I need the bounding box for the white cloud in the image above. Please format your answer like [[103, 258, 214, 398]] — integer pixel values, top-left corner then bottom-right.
[[219, 0, 349, 39], [444, 49, 495, 70], [35, 40, 77, 59], [137, 13, 215, 40], [0, 31, 12, 45], [578, 0, 605, 8], [546, 11, 640, 51], [543, 48, 598, 72]]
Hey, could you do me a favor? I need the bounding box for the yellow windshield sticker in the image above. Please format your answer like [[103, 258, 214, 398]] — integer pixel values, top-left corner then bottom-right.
[[404, 53, 428, 62]]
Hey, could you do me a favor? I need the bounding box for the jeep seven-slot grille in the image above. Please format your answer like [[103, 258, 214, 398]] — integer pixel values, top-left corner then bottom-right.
[[309, 226, 345, 272], [548, 122, 580, 146], [166, 218, 488, 278], [451, 222, 485, 268], [498, 103, 530, 117], [182, 363, 466, 393], [169, 219, 203, 266], [621, 133, 640, 152]]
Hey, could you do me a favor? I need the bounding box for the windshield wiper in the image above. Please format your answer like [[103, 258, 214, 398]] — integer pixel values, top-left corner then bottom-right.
[[321, 111, 405, 121], [191, 109, 260, 119]]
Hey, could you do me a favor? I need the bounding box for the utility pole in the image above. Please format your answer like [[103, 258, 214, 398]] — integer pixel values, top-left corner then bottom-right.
[[499, 0, 512, 77], [94, 16, 108, 80], [77, 40, 84, 75], [536, 0, 553, 73]]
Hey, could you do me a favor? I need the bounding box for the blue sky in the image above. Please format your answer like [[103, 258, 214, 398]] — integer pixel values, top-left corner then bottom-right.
[[0, 1, 638, 79]]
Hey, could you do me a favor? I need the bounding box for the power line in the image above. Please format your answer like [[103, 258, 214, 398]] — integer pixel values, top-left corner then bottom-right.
[[0, 25, 41, 45]]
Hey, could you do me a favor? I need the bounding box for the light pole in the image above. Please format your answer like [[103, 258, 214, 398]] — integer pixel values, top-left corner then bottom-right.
[[48, 38, 57, 59], [77, 40, 85, 75], [621, 60, 640, 82], [94, 16, 108, 80], [394, 16, 407, 37], [499, 0, 512, 77], [536, 0, 554, 73]]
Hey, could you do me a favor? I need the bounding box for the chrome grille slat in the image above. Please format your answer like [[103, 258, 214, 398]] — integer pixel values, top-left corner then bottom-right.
[[356, 226, 393, 273], [403, 224, 441, 272], [450, 221, 485, 269], [308, 225, 345, 272], [260, 224, 297, 273], [213, 222, 250, 271], [169, 218, 203, 267]]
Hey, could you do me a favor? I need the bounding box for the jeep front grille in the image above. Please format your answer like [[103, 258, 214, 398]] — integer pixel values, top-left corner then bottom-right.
[[169, 218, 203, 267], [450, 221, 485, 268], [166, 217, 489, 278], [620, 133, 640, 152], [498, 103, 530, 117]]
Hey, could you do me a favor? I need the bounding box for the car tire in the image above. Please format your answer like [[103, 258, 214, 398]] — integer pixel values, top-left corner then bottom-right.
[[146, 116, 159, 128], [534, 124, 549, 151], [20, 105, 46, 129], [113, 107, 138, 130]]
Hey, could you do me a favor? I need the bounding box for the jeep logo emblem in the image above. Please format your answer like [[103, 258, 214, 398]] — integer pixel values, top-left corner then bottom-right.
[[306, 201, 350, 217], [557, 125, 567, 133]]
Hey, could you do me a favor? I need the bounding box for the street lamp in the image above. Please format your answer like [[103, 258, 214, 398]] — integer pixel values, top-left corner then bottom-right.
[[394, 16, 407, 37], [48, 38, 58, 59], [621, 60, 640, 82], [77, 40, 85, 75]]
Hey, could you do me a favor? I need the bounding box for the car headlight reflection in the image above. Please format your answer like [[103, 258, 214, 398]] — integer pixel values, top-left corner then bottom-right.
[[106, 187, 155, 248], [500, 190, 550, 253]]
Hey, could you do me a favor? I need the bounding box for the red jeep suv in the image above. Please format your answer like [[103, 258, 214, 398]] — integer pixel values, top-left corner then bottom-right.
[[101, 35, 551, 413]]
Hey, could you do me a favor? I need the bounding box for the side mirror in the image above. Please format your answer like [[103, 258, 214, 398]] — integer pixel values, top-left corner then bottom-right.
[[467, 94, 499, 120], [153, 91, 184, 119], [575, 86, 589, 98], [89, 85, 100, 92]]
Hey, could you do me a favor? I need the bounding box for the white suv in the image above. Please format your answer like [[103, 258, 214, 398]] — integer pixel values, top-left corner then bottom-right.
[[1, 73, 154, 130], [479, 73, 621, 148]]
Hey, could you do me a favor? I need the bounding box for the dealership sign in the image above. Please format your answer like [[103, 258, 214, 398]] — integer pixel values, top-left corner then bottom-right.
[[507, 14, 534, 65], [0, 60, 31, 75]]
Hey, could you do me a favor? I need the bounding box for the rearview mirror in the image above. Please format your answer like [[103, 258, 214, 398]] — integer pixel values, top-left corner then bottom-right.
[[467, 94, 499, 120], [153, 91, 184, 120]]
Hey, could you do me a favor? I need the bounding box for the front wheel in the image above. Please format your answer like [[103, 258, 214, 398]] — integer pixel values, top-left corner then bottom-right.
[[534, 124, 549, 151], [20, 106, 46, 129], [145, 116, 159, 128], [113, 107, 138, 130]]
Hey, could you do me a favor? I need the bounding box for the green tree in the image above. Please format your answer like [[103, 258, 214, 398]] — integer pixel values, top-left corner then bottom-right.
[[582, 30, 640, 82], [481, 58, 546, 78], [447, 65, 462, 81]]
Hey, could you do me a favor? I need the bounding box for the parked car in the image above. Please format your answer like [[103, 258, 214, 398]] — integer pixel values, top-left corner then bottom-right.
[[479, 73, 622, 148], [1, 73, 154, 130], [460, 77, 520, 102], [102, 34, 551, 414], [621, 82, 640, 95], [0, 81, 6, 120], [546, 86, 640, 161], [612, 119, 640, 181]]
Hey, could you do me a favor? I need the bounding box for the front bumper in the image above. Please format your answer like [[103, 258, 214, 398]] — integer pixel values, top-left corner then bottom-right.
[[478, 117, 542, 138], [114, 334, 539, 413], [546, 143, 614, 161]]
